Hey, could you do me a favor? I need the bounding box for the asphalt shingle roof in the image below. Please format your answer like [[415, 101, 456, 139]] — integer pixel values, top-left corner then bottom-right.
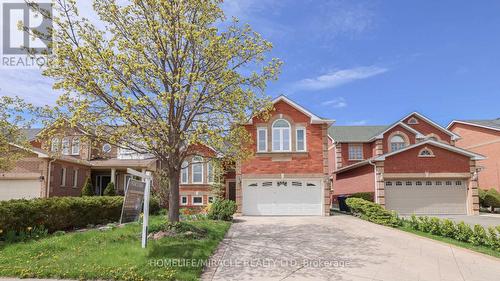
[[459, 119, 500, 130], [20, 128, 42, 141], [328, 126, 388, 142]]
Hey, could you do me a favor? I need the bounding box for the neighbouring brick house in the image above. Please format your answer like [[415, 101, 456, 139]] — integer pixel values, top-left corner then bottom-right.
[[329, 112, 485, 215], [448, 119, 500, 192], [0, 125, 157, 200], [235, 96, 334, 216]]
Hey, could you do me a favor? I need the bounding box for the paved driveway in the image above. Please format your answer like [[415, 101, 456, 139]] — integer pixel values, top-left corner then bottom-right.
[[202, 215, 500, 281]]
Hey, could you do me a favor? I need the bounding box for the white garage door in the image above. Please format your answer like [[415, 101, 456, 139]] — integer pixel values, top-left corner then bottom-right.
[[242, 179, 323, 216], [0, 179, 41, 201], [385, 179, 467, 215]]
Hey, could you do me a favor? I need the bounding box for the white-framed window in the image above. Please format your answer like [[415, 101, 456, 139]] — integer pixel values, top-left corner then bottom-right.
[[272, 119, 291, 152], [208, 196, 214, 203], [207, 161, 214, 184], [181, 161, 189, 184], [62, 138, 70, 155], [296, 127, 306, 152], [192, 196, 203, 206], [51, 138, 59, 152], [61, 168, 67, 186], [191, 156, 203, 183], [390, 135, 406, 152], [180, 196, 188, 205], [348, 144, 363, 160], [71, 137, 80, 155], [73, 169, 78, 188], [257, 127, 268, 152], [102, 143, 112, 153]]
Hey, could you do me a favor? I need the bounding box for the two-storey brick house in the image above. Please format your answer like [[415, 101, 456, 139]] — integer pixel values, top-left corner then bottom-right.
[[329, 112, 485, 215], [448, 119, 500, 192], [235, 96, 334, 216]]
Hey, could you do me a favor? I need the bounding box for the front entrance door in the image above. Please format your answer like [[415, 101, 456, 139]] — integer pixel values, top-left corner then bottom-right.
[[228, 181, 236, 201], [95, 175, 111, 196]]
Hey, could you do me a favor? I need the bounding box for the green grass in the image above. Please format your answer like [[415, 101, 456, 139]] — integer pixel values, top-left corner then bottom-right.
[[0, 216, 231, 281], [397, 225, 500, 259]]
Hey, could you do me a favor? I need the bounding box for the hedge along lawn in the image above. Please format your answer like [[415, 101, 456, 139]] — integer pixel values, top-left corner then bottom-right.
[[0, 215, 231, 281], [397, 224, 500, 259]]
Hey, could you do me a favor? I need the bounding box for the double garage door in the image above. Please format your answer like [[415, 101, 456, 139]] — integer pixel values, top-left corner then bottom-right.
[[0, 179, 41, 201], [385, 179, 467, 215], [242, 179, 323, 216]]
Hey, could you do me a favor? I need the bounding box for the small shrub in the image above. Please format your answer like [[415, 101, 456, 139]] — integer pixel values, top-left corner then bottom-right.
[[409, 214, 419, 230], [349, 192, 374, 202], [470, 224, 488, 246], [103, 182, 116, 196], [81, 177, 94, 196], [455, 222, 473, 242], [441, 219, 456, 238], [417, 216, 431, 232], [428, 217, 442, 235], [207, 199, 237, 221], [478, 189, 487, 207], [345, 198, 399, 227], [483, 189, 500, 210], [486, 227, 500, 250]]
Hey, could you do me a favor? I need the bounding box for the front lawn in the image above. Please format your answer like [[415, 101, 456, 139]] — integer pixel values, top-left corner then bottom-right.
[[0, 216, 231, 281]]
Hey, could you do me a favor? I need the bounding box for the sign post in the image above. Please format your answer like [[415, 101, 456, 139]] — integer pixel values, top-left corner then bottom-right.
[[122, 168, 152, 249]]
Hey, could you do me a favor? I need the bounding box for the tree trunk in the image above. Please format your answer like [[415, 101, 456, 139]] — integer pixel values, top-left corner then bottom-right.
[[168, 167, 180, 222]]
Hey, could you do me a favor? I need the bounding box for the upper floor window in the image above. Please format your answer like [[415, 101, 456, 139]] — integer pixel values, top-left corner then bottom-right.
[[71, 137, 80, 155], [257, 127, 267, 152], [51, 138, 59, 152], [296, 127, 306, 152], [62, 138, 70, 155], [207, 161, 214, 183], [272, 119, 291, 152], [419, 148, 434, 157], [348, 144, 363, 160], [390, 135, 406, 152], [192, 156, 203, 183], [181, 161, 188, 184]]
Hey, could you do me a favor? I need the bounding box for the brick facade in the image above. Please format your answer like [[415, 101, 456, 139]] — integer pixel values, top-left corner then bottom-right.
[[450, 122, 500, 192]]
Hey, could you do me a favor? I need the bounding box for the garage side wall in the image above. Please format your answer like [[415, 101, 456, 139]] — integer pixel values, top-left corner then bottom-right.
[[333, 164, 375, 199]]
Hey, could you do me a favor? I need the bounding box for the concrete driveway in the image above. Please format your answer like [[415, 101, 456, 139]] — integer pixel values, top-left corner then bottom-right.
[[202, 215, 500, 281]]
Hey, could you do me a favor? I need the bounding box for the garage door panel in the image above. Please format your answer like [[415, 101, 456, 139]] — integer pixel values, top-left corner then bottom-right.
[[0, 179, 41, 201], [385, 179, 467, 215], [242, 180, 322, 216]]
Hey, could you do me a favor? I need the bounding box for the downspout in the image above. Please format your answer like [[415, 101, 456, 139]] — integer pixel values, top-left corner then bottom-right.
[[46, 158, 56, 198], [368, 159, 378, 204]]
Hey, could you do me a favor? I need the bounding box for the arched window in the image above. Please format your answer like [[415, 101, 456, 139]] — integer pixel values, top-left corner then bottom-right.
[[181, 161, 189, 184], [51, 138, 59, 152], [62, 137, 70, 155], [390, 135, 406, 152], [272, 119, 291, 152], [71, 137, 80, 155], [191, 156, 203, 183]]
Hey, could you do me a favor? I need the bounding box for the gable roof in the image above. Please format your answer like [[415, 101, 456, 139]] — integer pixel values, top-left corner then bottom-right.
[[447, 119, 500, 132], [374, 139, 485, 161], [248, 95, 335, 125], [369, 121, 425, 141], [402, 112, 460, 140], [328, 126, 387, 142], [20, 128, 42, 141], [334, 139, 485, 174]]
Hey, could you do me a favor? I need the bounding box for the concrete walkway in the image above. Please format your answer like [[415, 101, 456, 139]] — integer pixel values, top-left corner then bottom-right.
[[202, 215, 500, 281]]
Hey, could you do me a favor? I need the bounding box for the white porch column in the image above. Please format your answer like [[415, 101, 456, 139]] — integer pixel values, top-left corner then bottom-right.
[[111, 168, 116, 184], [141, 168, 147, 182]]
